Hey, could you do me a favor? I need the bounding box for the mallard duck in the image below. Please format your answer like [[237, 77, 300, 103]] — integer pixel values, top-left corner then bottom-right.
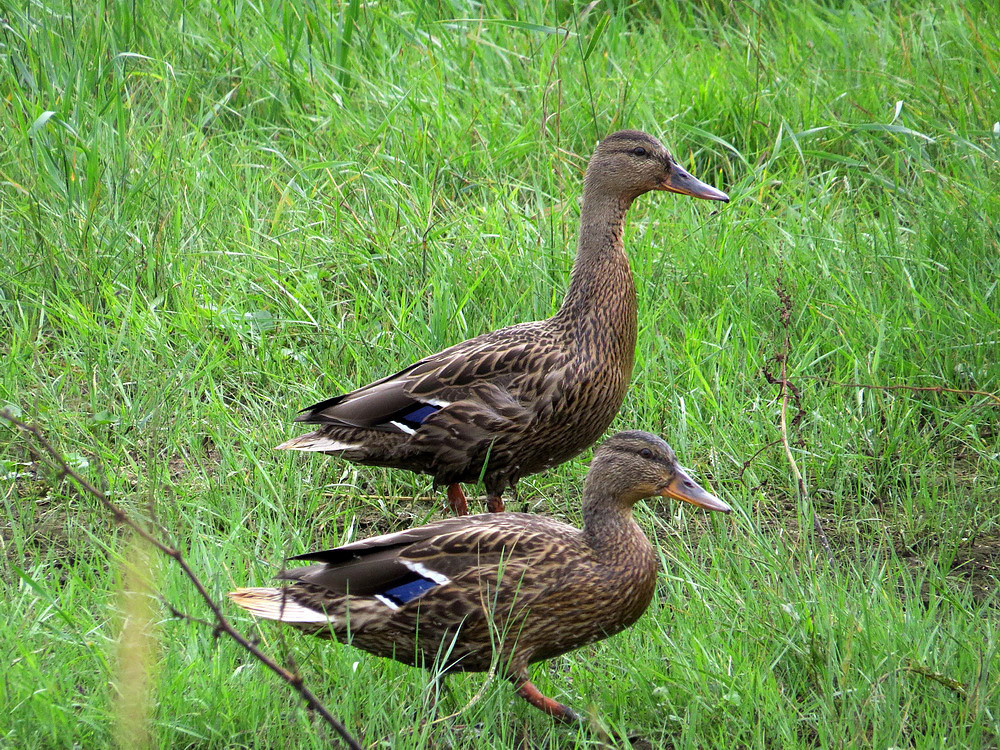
[[278, 131, 729, 514], [231, 430, 731, 722]]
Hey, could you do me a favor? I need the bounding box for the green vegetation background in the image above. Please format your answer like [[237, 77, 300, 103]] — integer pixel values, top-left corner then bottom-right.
[[1, 0, 997, 747]]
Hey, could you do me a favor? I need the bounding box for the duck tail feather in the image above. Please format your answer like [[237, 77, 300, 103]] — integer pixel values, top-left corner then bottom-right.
[[274, 433, 363, 452], [228, 588, 334, 624]]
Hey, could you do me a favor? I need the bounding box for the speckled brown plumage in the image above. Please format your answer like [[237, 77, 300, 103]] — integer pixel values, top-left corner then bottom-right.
[[277, 131, 729, 513], [230, 431, 732, 722]]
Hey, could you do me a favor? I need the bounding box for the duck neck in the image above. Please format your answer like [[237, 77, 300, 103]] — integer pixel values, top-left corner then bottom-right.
[[555, 189, 638, 357], [582, 493, 646, 557], [581, 489, 658, 628]]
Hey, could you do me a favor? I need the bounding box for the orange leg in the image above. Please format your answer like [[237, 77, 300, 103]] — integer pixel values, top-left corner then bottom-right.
[[515, 680, 580, 723], [446, 484, 469, 516], [486, 491, 505, 513]]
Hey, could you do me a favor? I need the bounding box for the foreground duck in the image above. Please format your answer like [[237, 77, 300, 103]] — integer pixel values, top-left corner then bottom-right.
[[231, 431, 731, 721], [278, 131, 729, 514]]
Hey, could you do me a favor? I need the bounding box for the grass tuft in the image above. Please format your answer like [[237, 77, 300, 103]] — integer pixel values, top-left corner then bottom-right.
[[1, 0, 998, 747]]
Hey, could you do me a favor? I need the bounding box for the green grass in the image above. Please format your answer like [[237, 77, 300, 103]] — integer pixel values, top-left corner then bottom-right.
[[2, 0, 999, 746]]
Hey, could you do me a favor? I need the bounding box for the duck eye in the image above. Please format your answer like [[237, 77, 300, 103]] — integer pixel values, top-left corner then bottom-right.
[[639, 448, 653, 459], [632, 146, 647, 157]]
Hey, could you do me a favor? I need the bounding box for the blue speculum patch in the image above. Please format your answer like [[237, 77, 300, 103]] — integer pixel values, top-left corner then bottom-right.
[[402, 403, 438, 425], [381, 574, 439, 605]]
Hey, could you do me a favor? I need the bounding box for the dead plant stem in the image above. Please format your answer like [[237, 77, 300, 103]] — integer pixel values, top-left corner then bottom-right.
[[0, 411, 364, 750]]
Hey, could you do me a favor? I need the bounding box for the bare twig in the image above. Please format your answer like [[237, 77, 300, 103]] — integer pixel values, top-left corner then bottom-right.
[[795, 376, 1000, 406], [738, 374, 996, 480], [160, 597, 219, 632], [904, 660, 969, 697], [765, 279, 835, 566], [735, 438, 782, 484], [322, 493, 435, 502], [0, 411, 364, 750]]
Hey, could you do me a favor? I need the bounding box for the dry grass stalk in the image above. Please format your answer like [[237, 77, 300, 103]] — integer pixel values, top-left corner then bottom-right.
[[0, 411, 363, 750], [113, 533, 157, 750]]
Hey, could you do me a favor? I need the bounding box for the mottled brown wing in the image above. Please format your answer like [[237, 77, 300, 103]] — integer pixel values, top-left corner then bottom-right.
[[278, 515, 578, 603], [282, 517, 478, 595], [293, 321, 569, 439], [399, 516, 581, 585]]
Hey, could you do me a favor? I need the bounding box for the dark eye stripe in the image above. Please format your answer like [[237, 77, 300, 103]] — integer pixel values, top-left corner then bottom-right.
[[607, 442, 673, 466]]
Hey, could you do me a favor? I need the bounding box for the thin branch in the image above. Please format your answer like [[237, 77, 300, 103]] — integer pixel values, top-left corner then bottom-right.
[[322, 493, 435, 502], [160, 597, 219, 632], [904, 660, 969, 698], [766, 279, 835, 566], [736, 438, 782, 483], [1, 411, 364, 750], [795, 376, 1000, 406]]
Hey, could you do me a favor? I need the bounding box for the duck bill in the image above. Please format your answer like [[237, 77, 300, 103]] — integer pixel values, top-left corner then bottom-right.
[[661, 468, 731, 513], [659, 163, 730, 202]]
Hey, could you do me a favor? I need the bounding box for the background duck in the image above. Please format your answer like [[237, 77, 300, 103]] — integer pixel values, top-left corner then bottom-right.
[[278, 130, 729, 514], [231, 431, 731, 722]]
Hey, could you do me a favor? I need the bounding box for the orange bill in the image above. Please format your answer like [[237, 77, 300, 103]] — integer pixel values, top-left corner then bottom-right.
[[658, 162, 729, 202], [661, 467, 731, 513]]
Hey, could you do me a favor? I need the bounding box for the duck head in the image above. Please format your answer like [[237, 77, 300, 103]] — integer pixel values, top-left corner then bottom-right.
[[585, 430, 732, 512], [584, 129, 730, 204]]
